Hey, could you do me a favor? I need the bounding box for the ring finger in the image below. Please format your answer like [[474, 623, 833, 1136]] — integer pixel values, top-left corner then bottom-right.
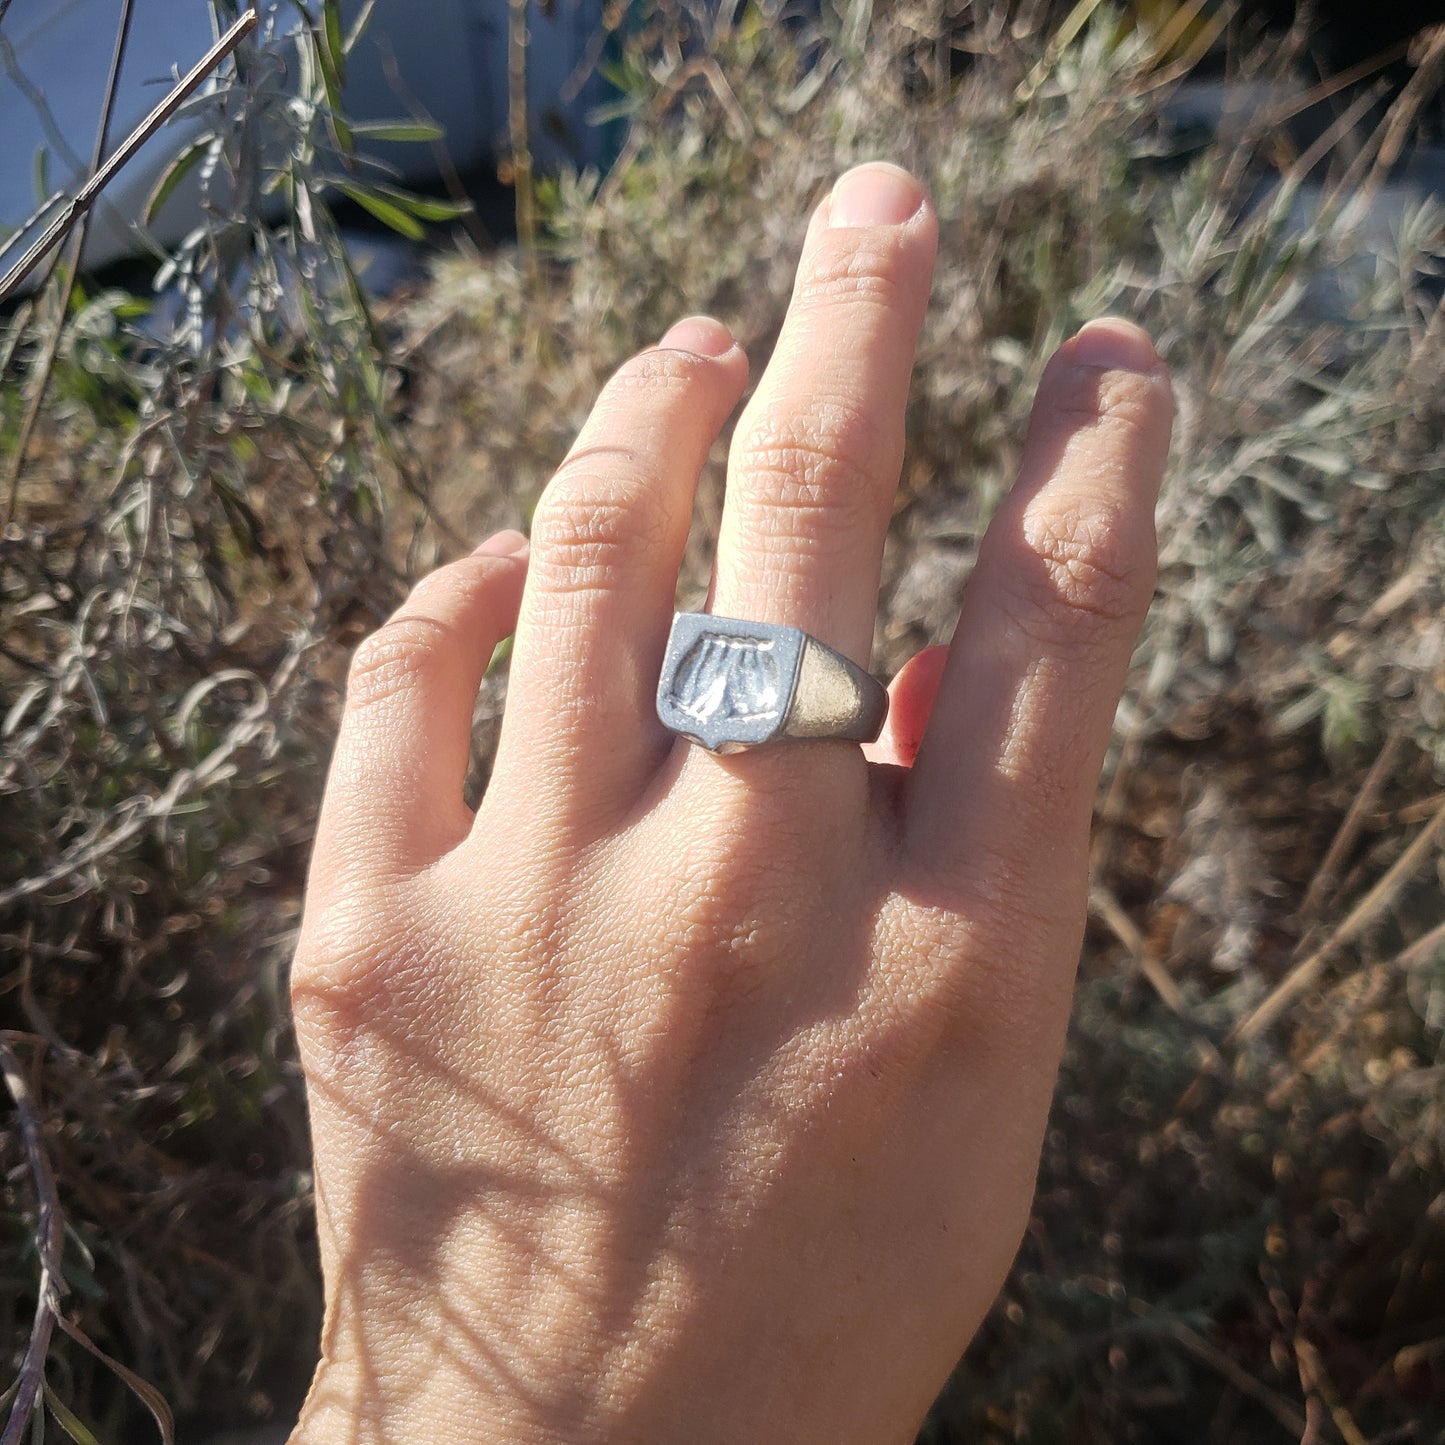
[[486, 319, 748, 834]]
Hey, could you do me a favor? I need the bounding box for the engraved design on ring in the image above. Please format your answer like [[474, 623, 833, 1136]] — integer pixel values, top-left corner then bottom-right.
[[656, 612, 889, 754]]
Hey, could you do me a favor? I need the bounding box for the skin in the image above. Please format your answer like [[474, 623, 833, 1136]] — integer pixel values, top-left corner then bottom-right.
[[288, 163, 1174, 1444]]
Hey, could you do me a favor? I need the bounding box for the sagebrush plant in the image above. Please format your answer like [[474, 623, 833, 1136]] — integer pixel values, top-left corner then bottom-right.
[[1, 0, 456, 1435], [3, 0, 1444, 1438]]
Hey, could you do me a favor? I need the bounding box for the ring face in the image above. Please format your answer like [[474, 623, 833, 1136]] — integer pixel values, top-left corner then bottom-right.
[[656, 613, 805, 753], [656, 612, 888, 754]]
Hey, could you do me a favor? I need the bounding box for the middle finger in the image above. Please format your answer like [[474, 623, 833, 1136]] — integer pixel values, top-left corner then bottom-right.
[[711, 163, 937, 666]]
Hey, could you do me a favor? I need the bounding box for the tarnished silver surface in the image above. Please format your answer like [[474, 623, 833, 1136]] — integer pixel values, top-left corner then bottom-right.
[[656, 612, 888, 754]]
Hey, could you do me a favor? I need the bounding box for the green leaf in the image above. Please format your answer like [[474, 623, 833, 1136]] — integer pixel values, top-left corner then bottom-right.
[[144, 135, 213, 225], [349, 120, 446, 143], [332, 181, 426, 240], [325, 177, 471, 225], [387, 192, 470, 223], [313, 5, 351, 158], [587, 96, 643, 126], [293, 20, 317, 99], [344, 0, 380, 55], [315, 44, 342, 112], [330, 111, 356, 156], [486, 633, 514, 676], [322, 0, 347, 89], [33, 146, 51, 206], [42, 1384, 101, 1445]]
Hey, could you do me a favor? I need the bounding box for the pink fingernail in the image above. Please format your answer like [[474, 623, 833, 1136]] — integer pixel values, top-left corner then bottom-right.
[[1070, 318, 1160, 374], [473, 529, 530, 558], [659, 315, 735, 358], [828, 163, 925, 228]]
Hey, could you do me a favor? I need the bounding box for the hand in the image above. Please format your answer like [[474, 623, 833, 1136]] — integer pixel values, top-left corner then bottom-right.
[[288, 162, 1173, 1444]]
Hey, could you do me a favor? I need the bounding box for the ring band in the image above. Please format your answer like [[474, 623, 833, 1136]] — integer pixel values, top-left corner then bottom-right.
[[656, 612, 889, 754]]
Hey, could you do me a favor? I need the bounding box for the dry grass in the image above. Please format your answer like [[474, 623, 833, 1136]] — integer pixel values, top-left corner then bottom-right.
[[3, 2, 1443, 1438]]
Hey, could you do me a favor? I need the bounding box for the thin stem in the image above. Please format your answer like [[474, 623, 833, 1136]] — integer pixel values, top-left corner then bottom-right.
[[0, 1037, 64, 1445], [1236, 793, 1445, 1042], [508, 0, 536, 273], [0, 8, 258, 305], [4, 0, 137, 524]]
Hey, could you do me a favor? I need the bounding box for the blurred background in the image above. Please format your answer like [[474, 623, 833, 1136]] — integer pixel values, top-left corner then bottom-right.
[[2, 2, 1443, 1441]]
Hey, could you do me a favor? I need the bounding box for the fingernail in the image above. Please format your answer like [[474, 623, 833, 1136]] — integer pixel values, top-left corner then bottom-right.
[[828, 163, 925, 228], [659, 315, 735, 358], [1070, 318, 1159, 374], [473, 529, 529, 558]]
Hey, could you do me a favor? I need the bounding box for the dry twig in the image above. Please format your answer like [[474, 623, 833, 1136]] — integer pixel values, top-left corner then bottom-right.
[[1168, 1320, 1308, 1437], [1296, 727, 1405, 925], [1237, 793, 1445, 1042], [4, 0, 138, 521], [0, 1035, 64, 1445], [1089, 883, 1188, 1014], [0, 7, 258, 308], [0, 643, 304, 912]]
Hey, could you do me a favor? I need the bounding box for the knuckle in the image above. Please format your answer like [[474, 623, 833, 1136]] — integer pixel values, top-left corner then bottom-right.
[[888, 875, 1081, 1052], [291, 894, 422, 1074], [955, 836, 1088, 959], [794, 236, 910, 313], [1048, 366, 1169, 447], [345, 613, 452, 712], [731, 400, 885, 527], [642, 802, 827, 1013], [604, 346, 713, 402], [1026, 499, 1152, 619], [530, 469, 669, 597], [1004, 499, 1155, 650]]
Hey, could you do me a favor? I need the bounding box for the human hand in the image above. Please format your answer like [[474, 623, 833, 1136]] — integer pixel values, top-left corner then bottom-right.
[[288, 162, 1173, 1444]]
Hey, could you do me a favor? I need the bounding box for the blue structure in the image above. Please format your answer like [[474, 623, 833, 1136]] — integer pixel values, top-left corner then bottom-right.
[[0, 0, 617, 274]]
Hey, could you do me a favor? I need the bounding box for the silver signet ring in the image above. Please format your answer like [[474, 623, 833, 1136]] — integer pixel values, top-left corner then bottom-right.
[[656, 612, 889, 754]]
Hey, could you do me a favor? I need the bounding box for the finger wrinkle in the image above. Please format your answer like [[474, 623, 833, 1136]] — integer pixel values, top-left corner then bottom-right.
[[791, 259, 909, 315], [794, 226, 931, 306], [1017, 497, 1155, 626], [344, 615, 457, 712], [730, 422, 889, 521], [740, 388, 888, 463], [1035, 364, 1173, 459], [531, 484, 676, 576], [526, 555, 649, 602], [607, 347, 731, 394], [535, 467, 677, 534]]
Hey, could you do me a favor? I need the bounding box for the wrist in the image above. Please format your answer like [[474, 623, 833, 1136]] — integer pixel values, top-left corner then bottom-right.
[[287, 1277, 649, 1445], [291, 1352, 572, 1445]]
